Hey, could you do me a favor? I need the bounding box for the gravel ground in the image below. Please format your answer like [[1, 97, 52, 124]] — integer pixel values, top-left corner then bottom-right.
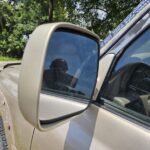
[[0, 117, 8, 150]]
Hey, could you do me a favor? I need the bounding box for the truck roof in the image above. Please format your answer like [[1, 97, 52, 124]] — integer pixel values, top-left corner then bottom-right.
[[100, 0, 150, 55]]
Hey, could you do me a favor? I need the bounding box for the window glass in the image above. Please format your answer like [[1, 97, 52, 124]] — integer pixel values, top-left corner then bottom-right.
[[101, 28, 150, 121], [42, 30, 98, 100]]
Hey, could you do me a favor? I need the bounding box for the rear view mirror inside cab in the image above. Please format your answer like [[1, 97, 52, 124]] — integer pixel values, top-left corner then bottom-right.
[[19, 23, 100, 131]]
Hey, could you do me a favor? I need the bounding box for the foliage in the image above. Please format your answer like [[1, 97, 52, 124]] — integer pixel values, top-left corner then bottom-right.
[[0, 55, 18, 61], [0, 0, 49, 58], [0, 0, 141, 58], [62, 0, 141, 39]]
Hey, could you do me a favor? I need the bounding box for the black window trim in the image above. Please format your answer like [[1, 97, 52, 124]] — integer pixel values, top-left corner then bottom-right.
[[93, 99, 150, 129], [96, 19, 150, 128]]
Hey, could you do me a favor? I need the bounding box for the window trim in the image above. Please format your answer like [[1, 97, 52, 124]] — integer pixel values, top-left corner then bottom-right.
[[98, 12, 150, 92], [97, 98, 150, 128], [93, 99, 150, 129], [104, 25, 150, 88], [96, 21, 150, 127]]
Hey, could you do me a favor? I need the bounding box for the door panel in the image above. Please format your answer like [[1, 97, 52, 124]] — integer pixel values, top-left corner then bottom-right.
[[90, 108, 150, 150], [31, 105, 99, 150], [32, 104, 150, 150], [32, 5, 150, 150], [32, 123, 70, 150]]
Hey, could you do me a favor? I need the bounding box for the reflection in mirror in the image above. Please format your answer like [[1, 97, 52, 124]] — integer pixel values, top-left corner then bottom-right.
[[40, 29, 99, 122]]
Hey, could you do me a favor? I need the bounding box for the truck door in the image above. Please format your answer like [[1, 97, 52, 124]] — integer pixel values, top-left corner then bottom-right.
[[31, 7, 150, 150]]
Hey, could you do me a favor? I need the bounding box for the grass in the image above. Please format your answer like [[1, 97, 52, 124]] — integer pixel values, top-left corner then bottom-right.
[[0, 56, 19, 61]]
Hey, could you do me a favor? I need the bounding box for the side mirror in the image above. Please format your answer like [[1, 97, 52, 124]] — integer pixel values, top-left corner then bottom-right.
[[19, 23, 99, 131]]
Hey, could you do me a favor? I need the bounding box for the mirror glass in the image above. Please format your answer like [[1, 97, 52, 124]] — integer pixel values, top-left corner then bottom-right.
[[39, 29, 99, 123]]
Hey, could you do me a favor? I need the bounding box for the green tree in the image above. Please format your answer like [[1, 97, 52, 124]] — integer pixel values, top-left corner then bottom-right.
[[0, 0, 49, 58], [63, 0, 141, 39], [0, 0, 142, 58]]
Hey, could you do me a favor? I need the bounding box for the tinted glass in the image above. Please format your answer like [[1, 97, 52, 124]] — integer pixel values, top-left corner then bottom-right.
[[101, 28, 150, 122], [42, 30, 98, 99]]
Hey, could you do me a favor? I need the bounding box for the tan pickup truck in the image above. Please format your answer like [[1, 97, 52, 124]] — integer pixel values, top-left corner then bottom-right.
[[0, 1, 150, 150]]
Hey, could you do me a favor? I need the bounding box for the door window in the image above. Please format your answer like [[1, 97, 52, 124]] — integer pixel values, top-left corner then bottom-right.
[[101, 28, 150, 122]]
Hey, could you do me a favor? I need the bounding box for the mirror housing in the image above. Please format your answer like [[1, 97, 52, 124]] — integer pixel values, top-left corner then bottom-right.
[[18, 22, 99, 131]]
